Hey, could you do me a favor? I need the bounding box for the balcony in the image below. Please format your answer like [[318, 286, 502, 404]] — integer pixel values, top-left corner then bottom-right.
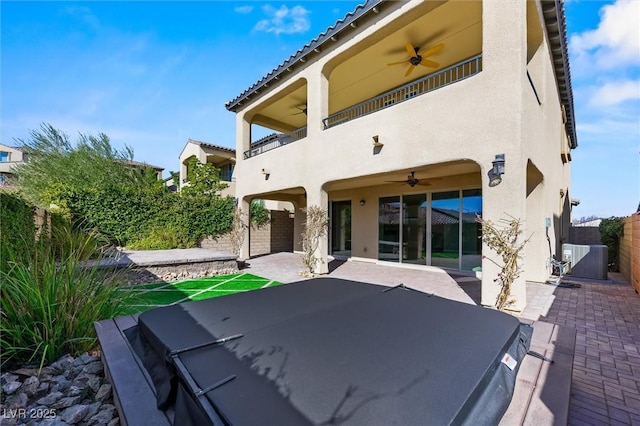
[[242, 55, 481, 159], [244, 126, 307, 159], [323, 55, 482, 129]]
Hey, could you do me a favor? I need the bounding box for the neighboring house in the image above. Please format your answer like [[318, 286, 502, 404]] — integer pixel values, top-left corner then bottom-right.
[[179, 139, 237, 197], [0, 144, 28, 187], [178, 139, 291, 210], [119, 159, 164, 181], [226, 0, 578, 311]]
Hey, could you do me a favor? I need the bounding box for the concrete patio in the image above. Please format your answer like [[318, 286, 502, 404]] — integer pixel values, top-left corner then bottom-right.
[[242, 252, 640, 425]]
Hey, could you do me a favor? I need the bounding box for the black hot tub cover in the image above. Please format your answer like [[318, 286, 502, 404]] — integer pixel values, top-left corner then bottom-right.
[[125, 277, 532, 425]]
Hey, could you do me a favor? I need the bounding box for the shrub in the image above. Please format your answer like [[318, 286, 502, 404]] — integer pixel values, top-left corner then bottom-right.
[[0, 192, 36, 273], [128, 227, 189, 250], [600, 217, 624, 271], [476, 215, 529, 311], [251, 200, 270, 228], [0, 224, 132, 369], [300, 206, 329, 276]]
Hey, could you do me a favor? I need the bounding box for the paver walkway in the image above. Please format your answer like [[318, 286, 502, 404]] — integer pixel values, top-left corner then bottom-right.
[[536, 273, 640, 425], [244, 253, 640, 425]]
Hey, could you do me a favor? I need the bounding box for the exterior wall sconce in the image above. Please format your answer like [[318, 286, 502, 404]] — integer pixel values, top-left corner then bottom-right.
[[261, 168, 270, 180], [372, 135, 384, 147], [360, 200, 366, 206], [488, 154, 505, 187]]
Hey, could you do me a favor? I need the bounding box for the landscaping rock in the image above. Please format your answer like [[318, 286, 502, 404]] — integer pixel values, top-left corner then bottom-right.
[[82, 362, 103, 375], [0, 352, 120, 426], [50, 354, 74, 372], [95, 384, 111, 403], [60, 404, 90, 424], [2, 381, 22, 395], [21, 376, 39, 396], [36, 391, 64, 406], [1, 373, 19, 385]]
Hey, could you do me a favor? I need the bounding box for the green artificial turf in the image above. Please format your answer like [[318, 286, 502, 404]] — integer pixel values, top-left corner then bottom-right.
[[120, 273, 281, 314]]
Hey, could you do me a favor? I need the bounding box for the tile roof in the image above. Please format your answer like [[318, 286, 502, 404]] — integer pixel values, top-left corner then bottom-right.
[[225, 0, 381, 112], [187, 139, 235, 154], [227, 0, 577, 149]]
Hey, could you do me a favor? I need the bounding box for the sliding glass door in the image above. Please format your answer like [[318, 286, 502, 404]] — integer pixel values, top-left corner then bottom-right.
[[430, 191, 460, 269], [378, 196, 400, 262], [403, 194, 427, 265], [330, 201, 352, 257], [378, 190, 481, 271]]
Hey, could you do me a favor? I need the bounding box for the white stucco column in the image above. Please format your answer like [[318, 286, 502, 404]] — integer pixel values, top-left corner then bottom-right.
[[236, 111, 251, 156], [305, 68, 329, 138], [305, 187, 329, 274], [239, 196, 251, 260], [480, 0, 528, 312], [481, 157, 528, 312], [292, 199, 306, 253]]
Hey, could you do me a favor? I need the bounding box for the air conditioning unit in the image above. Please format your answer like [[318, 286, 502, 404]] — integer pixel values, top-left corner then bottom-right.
[[562, 244, 608, 280]]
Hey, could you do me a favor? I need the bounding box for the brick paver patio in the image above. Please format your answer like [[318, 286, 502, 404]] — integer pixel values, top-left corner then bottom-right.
[[244, 253, 640, 425], [538, 273, 640, 425]]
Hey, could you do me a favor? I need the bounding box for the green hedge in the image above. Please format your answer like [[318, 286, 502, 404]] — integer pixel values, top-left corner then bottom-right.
[[59, 187, 235, 248], [0, 192, 36, 272], [600, 217, 624, 271]]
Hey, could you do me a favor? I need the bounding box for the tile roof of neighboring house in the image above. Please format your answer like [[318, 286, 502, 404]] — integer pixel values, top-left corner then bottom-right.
[[120, 159, 164, 171], [226, 0, 577, 149], [187, 139, 235, 155]]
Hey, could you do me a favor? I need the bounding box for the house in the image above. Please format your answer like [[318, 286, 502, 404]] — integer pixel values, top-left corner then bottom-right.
[[179, 139, 237, 197], [226, 0, 577, 311], [0, 143, 28, 187], [119, 159, 164, 181]]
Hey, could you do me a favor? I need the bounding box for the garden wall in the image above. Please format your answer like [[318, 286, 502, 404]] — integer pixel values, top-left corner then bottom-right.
[[568, 226, 602, 245], [200, 210, 294, 256]]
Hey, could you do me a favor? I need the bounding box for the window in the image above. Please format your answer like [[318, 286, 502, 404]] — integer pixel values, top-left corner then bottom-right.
[[219, 163, 234, 181], [0, 151, 9, 162]]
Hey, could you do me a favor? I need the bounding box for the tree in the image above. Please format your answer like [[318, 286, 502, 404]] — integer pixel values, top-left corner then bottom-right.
[[13, 123, 147, 207], [180, 157, 228, 197]]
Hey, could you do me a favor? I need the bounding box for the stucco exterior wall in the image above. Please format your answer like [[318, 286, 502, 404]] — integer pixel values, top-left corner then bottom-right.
[[231, 0, 573, 312]]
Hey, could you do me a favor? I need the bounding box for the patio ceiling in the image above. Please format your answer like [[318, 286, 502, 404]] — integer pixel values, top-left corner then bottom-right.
[[249, 1, 482, 133]]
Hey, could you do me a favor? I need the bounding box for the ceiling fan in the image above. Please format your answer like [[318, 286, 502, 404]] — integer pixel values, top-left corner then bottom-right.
[[387, 43, 445, 77], [291, 104, 307, 116], [386, 171, 440, 187]]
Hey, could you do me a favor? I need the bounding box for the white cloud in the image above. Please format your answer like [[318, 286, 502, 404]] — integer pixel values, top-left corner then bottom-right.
[[234, 6, 253, 14], [62, 5, 100, 30], [254, 5, 310, 35], [588, 79, 640, 107], [570, 0, 640, 69]]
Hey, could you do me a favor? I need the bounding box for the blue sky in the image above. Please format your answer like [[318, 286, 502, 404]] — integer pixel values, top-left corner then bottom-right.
[[1, 1, 638, 219]]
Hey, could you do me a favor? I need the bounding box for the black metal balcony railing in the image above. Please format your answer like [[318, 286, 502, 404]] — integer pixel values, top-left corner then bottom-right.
[[243, 126, 307, 159], [322, 54, 483, 129], [242, 55, 482, 159]]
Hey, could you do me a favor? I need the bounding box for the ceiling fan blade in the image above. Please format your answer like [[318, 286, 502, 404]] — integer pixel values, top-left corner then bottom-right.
[[419, 43, 445, 58], [385, 180, 409, 183], [387, 60, 408, 66], [404, 65, 415, 77], [420, 59, 439, 68], [405, 43, 417, 58], [416, 181, 433, 187]]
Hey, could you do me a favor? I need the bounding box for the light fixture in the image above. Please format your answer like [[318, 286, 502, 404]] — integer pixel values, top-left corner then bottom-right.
[[360, 200, 366, 206], [488, 154, 505, 187], [372, 135, 383, 147]]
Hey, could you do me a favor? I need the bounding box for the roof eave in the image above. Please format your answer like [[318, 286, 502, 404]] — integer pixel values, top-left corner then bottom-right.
[[542, 0, 578, 149], [225, 0, 384, 112]]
